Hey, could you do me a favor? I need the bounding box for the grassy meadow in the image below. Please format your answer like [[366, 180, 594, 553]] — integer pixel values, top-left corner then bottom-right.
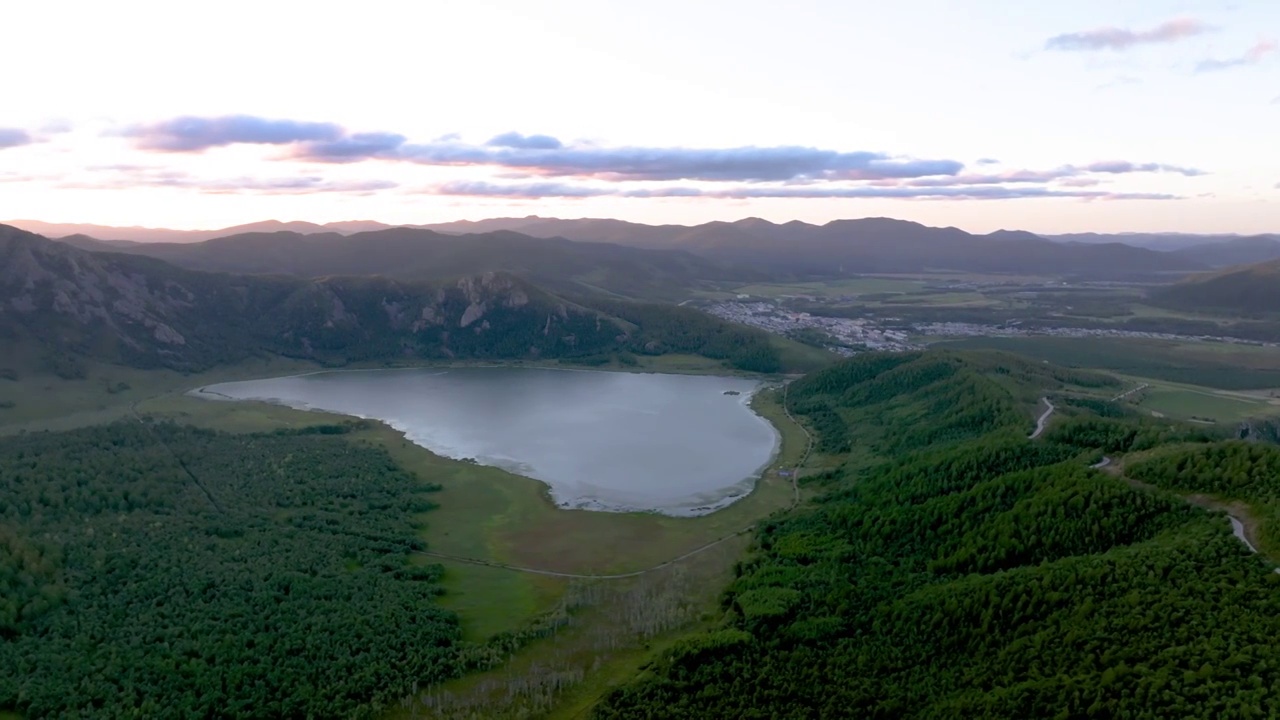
[[941, 336, 1280, 391]]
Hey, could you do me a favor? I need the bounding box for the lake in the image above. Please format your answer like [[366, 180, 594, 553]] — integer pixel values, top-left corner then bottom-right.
[[195, 367, 780, 516]]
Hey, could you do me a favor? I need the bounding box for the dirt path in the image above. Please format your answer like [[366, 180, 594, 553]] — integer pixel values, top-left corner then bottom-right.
[[1111, 383, 1149, 402], [1029, 397, 1055, 439], [1120, 473, 1278, 571], [779, 380, 809, 508], [421, 382, 813, 581]]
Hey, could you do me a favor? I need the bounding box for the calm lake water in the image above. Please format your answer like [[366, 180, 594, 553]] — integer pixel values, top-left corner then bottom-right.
[[195, 367, 780, 516]]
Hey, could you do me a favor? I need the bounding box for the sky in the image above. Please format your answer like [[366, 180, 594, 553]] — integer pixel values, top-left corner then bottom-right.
[[1, 0, 1277, 234]]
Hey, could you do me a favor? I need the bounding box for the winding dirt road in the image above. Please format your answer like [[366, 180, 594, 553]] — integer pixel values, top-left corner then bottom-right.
[[1029, 397, 1055, 440]]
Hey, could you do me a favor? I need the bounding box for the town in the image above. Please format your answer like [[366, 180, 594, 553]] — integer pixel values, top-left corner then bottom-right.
[[704, 300, 1280, 353]]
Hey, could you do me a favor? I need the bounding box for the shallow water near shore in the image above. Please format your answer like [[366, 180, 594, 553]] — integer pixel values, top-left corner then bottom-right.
[[195, 366, 780, 516]]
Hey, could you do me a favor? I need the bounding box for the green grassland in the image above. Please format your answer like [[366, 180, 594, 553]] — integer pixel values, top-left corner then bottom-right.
[[394, 536, 752, 720], [1130, 383, 1274, 424], [940, 336, 1280, 390], [728, 278, 928, 298]]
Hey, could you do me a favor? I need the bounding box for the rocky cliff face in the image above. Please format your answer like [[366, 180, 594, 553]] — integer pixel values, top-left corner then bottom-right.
[[0, 225, 627, 371]]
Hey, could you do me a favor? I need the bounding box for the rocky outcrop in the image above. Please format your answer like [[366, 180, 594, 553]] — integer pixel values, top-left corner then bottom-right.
[[0, 224, 635, 370]]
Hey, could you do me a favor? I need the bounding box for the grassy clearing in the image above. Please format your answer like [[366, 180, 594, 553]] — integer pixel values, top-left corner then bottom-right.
[[872, 291, 998, 307], [940, 336, 1280, 390], [389, 536, 751, 720], [1125, 303, 1234, 324], [1135, 385, 1267, 423], [0, 354, 315, 434], [731, 278, 926, 298]]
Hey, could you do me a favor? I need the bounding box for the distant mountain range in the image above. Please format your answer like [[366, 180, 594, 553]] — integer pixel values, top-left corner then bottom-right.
[[13, 217, 1277, 266], [54, 228, 745, 301], [0, 224, 799, 374], [12, 216, 1246, 281], [3, 219, 401, 244]]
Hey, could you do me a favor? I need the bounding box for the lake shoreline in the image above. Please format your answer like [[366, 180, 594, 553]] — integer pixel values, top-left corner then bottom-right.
[[193, 366, 783, 518]]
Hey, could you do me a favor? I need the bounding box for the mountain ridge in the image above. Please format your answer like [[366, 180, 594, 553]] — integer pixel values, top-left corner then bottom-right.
[[1150, 257, 1280, 316], [0, 224, 796, 374], [25, 216, 1211, 281]]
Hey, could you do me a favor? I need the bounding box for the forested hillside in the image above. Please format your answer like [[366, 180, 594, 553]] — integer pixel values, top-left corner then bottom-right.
[[593, 353, 1280, 719], [1128, 442, 1280, 552], [1, 224, 804, 374], [0, 422, 463, 718], [1151, 258, 1280, 316]]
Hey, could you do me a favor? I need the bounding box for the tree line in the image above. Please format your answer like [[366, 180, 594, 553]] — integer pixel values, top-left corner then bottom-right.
[[592, 351, 1280, 719], [0, 422, 464, 719]]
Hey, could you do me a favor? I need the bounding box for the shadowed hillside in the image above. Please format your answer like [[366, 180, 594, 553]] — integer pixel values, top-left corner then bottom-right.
[[1, 224, 801, 373], [1150, 258, 1280, 316], [53, 227, 750, 301]]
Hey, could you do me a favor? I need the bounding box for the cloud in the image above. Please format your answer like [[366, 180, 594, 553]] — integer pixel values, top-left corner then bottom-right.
[[40, 119, 73, 134], [1195, 39, 1277, 72], [291, 132, 407, 161], [0, 128, 33, 149], [126, 115, 344, 151], [1046, 17, 1210, 51], [133, 116, 965, 182], [122, 115, 1203, 201], [486, 132, 563, 150], [1096, 75, 1142, 91], [59, 166, 396, 195], [430, 180, 1175, 202], [903, 161, 1203, 187], [302, 136, 967, 182], [1082, 160, 1203, 176]]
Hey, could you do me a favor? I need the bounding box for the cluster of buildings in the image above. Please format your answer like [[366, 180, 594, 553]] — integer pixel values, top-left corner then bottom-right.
[[704, 300, 1279, 354], [704, 301, 916, 355]]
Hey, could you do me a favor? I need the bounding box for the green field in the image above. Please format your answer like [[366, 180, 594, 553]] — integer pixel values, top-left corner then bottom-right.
[[729, 277, 926, 298], [940, 336, 1280, 390], [1133, 384, 1273, 423]]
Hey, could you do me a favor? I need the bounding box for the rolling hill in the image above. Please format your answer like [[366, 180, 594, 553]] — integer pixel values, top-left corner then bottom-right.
[[51, 227, 750, 301], [1150, 257, 1280, 316], [0, 224, 795, 374]]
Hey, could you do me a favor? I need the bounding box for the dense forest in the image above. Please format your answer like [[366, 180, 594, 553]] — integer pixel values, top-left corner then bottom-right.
[[593, 353, 1280, 719], [0, 422, 463, 718], [1128, 441, 1280, 553], [587, 300, 784, 373]]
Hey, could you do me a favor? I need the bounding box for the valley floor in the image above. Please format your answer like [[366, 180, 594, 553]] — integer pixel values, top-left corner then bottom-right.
[[0, 353, 815, 718]]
